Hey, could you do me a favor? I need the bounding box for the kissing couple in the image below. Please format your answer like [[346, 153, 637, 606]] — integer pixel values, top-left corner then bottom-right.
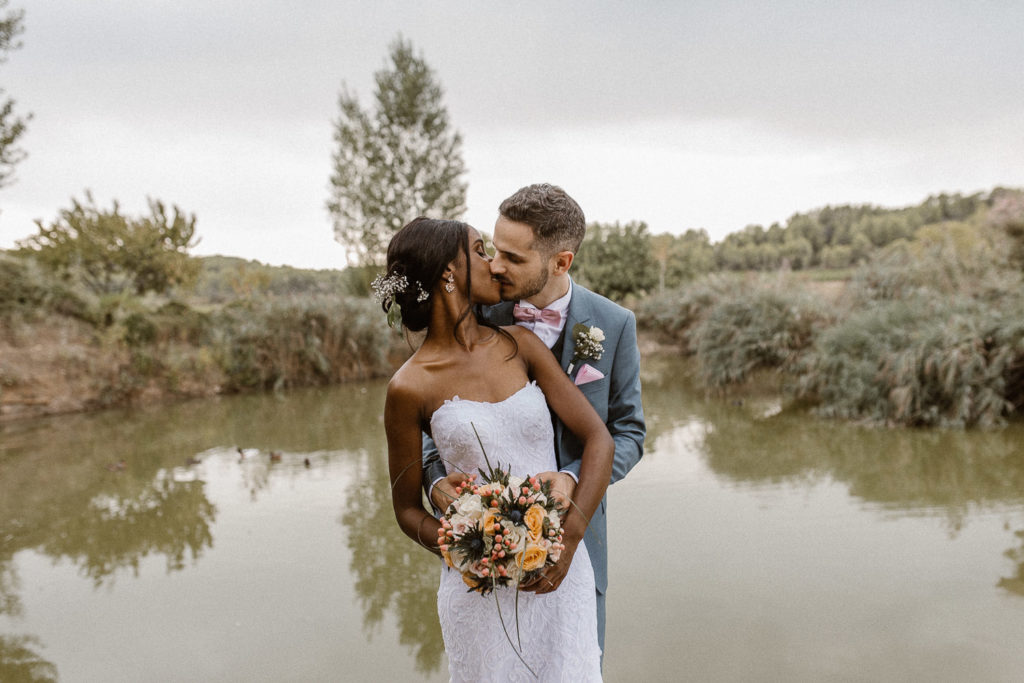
[[382, 183, 645, 681]]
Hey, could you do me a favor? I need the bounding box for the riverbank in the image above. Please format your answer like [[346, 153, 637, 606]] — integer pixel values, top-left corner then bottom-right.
[[0, 316, 672, 423], [0, 298, 401, 423]]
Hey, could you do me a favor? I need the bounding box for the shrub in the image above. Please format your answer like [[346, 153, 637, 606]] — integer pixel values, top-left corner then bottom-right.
[[799, 296, 1024, 427], [634, 273, 744, 350], [209, 295, 393, 392], [692, 286, 829, 389], [0, 252, 90, 322]]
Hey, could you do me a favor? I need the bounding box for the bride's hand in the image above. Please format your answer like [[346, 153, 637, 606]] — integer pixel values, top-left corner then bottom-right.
[[519, 536, 579, 595]]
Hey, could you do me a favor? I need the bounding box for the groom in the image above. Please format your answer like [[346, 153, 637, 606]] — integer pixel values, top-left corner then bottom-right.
[[425, 183, 646, 653]]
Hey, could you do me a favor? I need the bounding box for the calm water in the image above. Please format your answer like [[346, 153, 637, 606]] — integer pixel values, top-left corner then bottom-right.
[[2, 355, 1023, 682]]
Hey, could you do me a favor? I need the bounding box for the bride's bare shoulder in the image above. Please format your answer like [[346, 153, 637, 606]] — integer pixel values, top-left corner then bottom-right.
[[501, 324, 547, 354], [386, 357, 430, 402]]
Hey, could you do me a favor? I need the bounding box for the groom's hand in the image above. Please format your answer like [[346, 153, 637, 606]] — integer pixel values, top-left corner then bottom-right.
[[430, 472, 471, 513], [537, 471, 576, 513]]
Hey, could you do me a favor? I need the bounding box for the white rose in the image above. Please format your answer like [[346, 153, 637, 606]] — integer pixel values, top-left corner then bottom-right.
[[449, 513, 473, 538], [547, 509, 561, 529], [590, 326, 605, 342], [507, 475, 525, 491], [500, 521, 527, 553], [456, 495, 485, 521]]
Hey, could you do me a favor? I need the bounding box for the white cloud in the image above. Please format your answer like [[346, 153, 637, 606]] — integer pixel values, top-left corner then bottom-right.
[[2, 1, 1022, 268]]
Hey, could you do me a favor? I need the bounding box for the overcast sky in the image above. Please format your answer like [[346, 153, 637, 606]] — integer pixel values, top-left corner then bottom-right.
[[1, 1, 1022, 269]]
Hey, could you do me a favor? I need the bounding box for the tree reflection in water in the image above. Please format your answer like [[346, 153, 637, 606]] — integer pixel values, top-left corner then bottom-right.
[[642, 353, 1024, 596], [0, 635, 57, 683], [0, 560, 57, 682], [340, 449, 445, 674], [1, 409, 219, 678], [999, 529, 1024, 598]]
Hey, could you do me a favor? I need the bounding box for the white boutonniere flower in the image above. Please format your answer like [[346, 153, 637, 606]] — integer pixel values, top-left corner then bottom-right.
[[568, 323, 604, 373]]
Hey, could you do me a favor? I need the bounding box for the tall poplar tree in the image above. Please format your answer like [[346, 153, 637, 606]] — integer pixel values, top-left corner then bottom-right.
[[0, 1, 29, 189], [327, 37, 467, 267]]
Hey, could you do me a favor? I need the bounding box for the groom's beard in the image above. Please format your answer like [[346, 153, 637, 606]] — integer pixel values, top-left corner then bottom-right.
[[498, 268, 548, 302]]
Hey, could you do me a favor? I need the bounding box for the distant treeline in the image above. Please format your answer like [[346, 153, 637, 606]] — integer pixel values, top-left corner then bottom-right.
[[573, 187, 1024, 301], [192, 255, 361, 302]]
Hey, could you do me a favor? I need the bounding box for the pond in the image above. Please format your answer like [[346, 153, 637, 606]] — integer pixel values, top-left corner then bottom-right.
[[2, 354, 1023, 681]]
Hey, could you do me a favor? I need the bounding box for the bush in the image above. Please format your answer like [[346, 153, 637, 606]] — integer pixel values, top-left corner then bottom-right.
[[0, 252, 91, 323], [843, 223, 1016, 308], [692, 286, 829, 389], [798, 296, 1024, 427], [209, 295, 394, 392], [634, 273, 744, 350]]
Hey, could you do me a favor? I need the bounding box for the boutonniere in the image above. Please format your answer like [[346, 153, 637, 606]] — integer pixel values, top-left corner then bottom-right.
[[568, 323, 604, 374]]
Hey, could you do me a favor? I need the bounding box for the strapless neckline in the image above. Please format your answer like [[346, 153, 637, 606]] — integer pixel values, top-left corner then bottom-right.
[[439, 381, 535, 408]]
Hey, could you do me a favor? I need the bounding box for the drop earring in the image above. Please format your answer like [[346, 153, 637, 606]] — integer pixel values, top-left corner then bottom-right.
[[444, 272, 455, 293]]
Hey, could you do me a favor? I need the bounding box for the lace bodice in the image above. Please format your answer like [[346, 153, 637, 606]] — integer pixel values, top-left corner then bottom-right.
[[430, 382, 556, 479], [430, 381, 602, 682]]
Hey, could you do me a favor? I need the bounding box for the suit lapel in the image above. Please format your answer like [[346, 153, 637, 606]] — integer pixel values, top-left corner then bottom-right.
[[554, 281, 597, 467], [560, 280, 594, 373]]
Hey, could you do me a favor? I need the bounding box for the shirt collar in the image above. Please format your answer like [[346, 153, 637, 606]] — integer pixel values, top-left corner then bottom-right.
[[519, 279, 572, 314]]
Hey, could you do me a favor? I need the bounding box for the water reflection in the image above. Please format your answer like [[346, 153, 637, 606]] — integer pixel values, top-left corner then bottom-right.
[[340, 453, 444, 673], [1, 355, 1022, 680], [642, 353, 1024, 595], [1000, 529, 1024, 597], [0, 561, 56, 682], [0, 635, 57, 682]]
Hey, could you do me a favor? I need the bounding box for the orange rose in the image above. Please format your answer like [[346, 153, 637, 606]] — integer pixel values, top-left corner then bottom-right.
[[524, 504, 546, 542], [441, 548, 455, 569], [462, 572, 481, 590], [482, 511, 498, 535], [517, 544, 547, 572]]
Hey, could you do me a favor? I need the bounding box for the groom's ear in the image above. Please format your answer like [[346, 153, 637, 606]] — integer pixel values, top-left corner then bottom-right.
[[551, 250, 574, 275]]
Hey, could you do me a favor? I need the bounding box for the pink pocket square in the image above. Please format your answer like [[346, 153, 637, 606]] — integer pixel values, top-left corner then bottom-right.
[[574, 363, 605, 386]]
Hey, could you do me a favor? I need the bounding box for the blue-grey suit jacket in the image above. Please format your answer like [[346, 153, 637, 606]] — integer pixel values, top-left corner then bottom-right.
[[424, 280, 645, 595]]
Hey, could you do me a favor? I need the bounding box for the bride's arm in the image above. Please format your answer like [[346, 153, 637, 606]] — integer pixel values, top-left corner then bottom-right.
[[514, 327, 614, 592], [385, 375, 442, 556]]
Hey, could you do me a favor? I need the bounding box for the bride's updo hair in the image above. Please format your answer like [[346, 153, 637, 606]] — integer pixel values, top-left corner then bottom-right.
[[383, 217, 470, 332]]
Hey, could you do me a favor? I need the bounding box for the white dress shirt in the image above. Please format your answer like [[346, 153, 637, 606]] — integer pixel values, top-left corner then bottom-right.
[[516, 281, 578, 482]]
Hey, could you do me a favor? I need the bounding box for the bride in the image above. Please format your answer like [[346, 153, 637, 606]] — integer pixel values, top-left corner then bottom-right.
[[382, 217, 613, 681]]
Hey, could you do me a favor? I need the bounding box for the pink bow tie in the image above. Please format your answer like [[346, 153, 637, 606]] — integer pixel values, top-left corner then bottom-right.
[[513, 304, 561, 325]]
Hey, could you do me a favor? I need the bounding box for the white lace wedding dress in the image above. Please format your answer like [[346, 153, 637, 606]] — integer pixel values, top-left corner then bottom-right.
[[431, 381, 602, 682]]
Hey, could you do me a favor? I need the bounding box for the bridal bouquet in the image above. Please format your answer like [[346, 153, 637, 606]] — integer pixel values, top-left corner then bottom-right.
[[437, 430, 566, 595]]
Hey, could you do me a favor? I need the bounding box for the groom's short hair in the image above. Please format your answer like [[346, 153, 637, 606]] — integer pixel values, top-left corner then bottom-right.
[[499, 183, 586, 256]]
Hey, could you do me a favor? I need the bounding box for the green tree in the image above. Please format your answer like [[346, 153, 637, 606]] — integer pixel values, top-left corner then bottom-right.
[[779, 236, 813, 270], [988, 189, 1024, 269], [327, 36, 467, 267], [574, 221, 657, 300], [0, 1, 29, 189], [670, 229, 716, 283], [16, 192, 200, 296]]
